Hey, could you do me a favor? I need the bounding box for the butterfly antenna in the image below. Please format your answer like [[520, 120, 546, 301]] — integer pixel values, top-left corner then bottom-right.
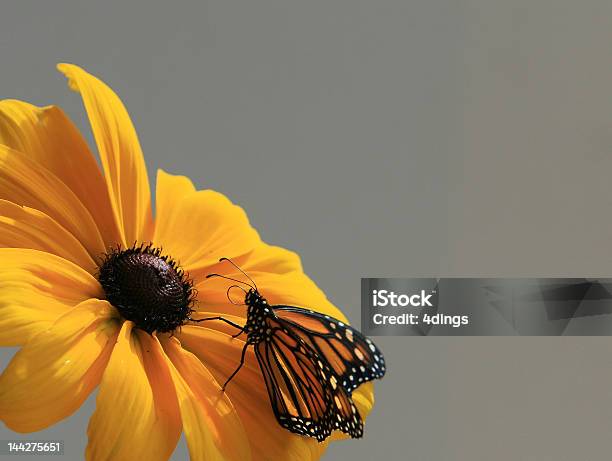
[[206, 273, 254, 289], [227, 285, 247, 305], [219, 257, 258, 290]]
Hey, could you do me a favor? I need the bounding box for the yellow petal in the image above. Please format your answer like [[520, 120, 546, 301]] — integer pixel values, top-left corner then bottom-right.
[[189, 241, 304, 283], [0, 144, 107, 260], [0, 100, 124, 248], [352, 381, 374, 421], [160, 335, 250, 461], [86, 323, 181, 461], [0, 299, 119, 432], [58, 63, 153, 245], [0, 248, 102, 346], [155, 169, 196, 221], [178, 326, 328, 461], [153, 170, 260, 271], [238, 243, 304, 274], [0, 199, 96, 273]]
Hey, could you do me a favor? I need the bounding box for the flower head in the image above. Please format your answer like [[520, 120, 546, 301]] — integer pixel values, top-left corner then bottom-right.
[[0, 65, 375, 461]]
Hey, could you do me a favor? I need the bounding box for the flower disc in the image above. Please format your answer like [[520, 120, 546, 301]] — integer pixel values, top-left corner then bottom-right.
[[98, 244, 195, 333]]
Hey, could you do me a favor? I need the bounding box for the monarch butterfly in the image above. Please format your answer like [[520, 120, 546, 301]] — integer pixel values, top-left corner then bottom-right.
[[193, 258, 386, 441]]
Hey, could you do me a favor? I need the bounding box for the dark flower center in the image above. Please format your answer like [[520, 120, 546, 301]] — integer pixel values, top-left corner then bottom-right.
[[98, 244, 196, 333]]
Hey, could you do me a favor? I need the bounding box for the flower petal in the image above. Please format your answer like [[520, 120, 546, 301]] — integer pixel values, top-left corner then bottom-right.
[[0, 200, 96, 273], [0, 248, 102, 346], [0, 299, 119, 432], [239, 244, 303, 274], [189, 241, 304, 284], [86, 323, 181, 461], [160, 335, 250, 461], [0, 144, 107, 259], [155, 169, 196, 222], [154, 170, 260, 271], [178, 326, 328, 461], [58, 64, 153, 245], [0, 100, 124, 247]]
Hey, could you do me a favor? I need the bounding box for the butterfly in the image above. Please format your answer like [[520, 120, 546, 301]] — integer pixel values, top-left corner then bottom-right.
[[192, 258, 386, 442]]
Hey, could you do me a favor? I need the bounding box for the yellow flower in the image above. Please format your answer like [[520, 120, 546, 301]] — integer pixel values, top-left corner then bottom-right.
[[0, 64, 375, 461]]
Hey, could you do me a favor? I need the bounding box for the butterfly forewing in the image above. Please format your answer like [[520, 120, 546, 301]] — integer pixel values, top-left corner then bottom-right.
[[273, 306, 386, 393]]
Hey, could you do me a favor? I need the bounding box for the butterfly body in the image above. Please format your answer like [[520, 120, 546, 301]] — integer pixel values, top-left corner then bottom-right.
[[242, 289, 273, 344]]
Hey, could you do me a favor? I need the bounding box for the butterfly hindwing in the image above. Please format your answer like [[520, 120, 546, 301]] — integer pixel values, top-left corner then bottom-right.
[[255, 316, 363, 440], [273, 306, 386, 393]]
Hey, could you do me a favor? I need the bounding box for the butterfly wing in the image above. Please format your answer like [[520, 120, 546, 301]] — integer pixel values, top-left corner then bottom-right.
[[273, 306, 386, 393], [255, 316, 363, 440]]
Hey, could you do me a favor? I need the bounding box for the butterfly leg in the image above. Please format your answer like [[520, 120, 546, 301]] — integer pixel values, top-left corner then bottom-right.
[[190, 316, 244, 331], [222, 342, 249, 391]]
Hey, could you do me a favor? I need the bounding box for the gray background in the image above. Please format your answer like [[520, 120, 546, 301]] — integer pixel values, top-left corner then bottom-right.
[[2, 1, 612, 460]]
